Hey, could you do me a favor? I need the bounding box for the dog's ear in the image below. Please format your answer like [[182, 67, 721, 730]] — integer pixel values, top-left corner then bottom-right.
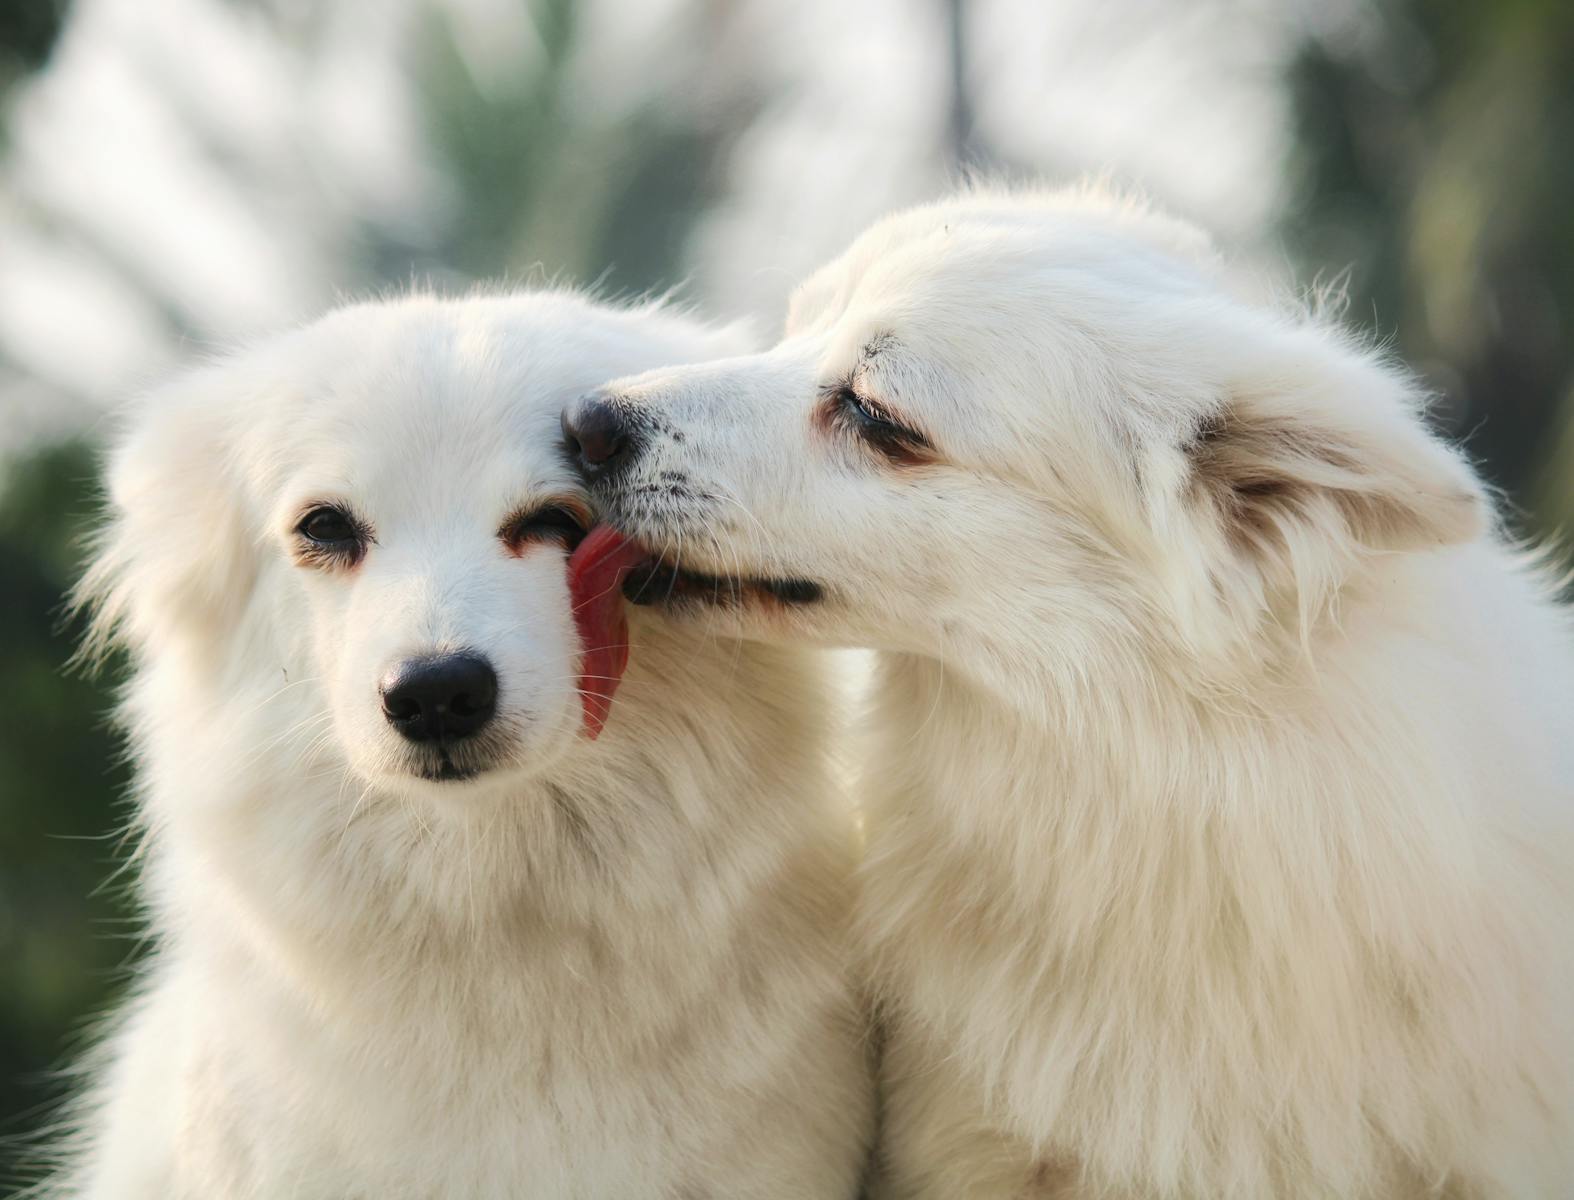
[[76, 365, 258, 663], [1187, 336, 1485, 575]]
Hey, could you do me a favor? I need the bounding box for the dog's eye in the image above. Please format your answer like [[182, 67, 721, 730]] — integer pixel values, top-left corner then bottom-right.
[[301, 508, 355, 543], [829, 385, 933, 465], [836, 387, 880, 423], [294, 504, 369, 567], [500, 501, 590, 554]]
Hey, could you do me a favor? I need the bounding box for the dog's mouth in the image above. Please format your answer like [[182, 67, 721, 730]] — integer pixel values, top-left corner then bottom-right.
[[416, 753, 480, 783], [566, 525, 821, 739], [619, 558, 824, 609], [404, 744, 493, 784]]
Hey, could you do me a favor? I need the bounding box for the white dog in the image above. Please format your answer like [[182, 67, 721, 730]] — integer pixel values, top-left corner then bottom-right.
[[566, 188, 1574, 1198], [52, 293, 873, 1198]]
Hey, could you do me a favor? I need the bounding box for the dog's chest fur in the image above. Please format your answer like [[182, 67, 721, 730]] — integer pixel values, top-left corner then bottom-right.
[[860, 624, 1574, 1199], [61, 635, 872, 1200]]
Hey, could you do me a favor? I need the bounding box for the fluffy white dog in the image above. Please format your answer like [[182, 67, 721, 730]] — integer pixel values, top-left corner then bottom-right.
[[565, 188, 1574, 1198], [52, 293, 873, 1198]]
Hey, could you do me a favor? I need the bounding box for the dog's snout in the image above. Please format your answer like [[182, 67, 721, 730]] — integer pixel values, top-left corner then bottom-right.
[[562, 394, 640, 480], [379, 653, 498, 743]]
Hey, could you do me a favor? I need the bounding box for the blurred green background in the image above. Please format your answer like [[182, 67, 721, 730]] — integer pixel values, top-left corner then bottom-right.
[[1, 0, 1570, 1181]]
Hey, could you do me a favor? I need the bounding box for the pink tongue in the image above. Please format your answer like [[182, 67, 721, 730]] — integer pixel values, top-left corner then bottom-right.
[[567, 525, 649, 738]]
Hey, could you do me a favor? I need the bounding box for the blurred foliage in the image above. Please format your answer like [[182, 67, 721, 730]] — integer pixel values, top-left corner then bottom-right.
[[0, 0, 65, 91], [415, 0, 735, 294], [0, 440, 136, 1168], [1285, 0, 1574, 538]]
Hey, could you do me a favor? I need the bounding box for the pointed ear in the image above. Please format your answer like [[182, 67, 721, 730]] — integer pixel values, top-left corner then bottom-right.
[[1187, 346, 1485, 569], [76, 366, 258, 662]]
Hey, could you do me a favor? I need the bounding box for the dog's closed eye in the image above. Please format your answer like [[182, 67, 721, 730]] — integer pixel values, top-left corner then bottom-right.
[[824, 384, 934, 466], [500, 500, 591, 555]]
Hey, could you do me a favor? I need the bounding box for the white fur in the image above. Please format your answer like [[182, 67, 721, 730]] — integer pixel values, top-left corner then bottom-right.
[[583, 187, 1574, 1198], [52, 293, 873, 1199]]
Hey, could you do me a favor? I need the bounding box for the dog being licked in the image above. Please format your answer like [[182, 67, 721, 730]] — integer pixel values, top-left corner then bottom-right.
[[565, 188, 1574, 1198], [55, 294, 873, 1199]]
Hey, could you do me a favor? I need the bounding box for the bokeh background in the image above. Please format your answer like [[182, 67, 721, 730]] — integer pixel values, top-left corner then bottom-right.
[[1, 0, 1570, 1176]]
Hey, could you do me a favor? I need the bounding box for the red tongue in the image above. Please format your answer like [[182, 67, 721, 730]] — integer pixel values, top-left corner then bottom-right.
[[567, 525, 649, 738]]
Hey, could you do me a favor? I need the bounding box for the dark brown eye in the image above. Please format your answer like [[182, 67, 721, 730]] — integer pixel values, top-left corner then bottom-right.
[[500, 501, 590, 555], [295, 504, 368, 566], [829, 385, 934, 465]]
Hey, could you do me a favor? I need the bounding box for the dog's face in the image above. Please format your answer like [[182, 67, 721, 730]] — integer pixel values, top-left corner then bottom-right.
[[571, 190, 1484, 702], [87, 295, 742, 801], [256, 326, 592, 791]]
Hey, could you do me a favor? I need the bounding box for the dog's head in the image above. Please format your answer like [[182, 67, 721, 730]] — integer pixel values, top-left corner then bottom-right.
[[81, 293, 744, 802], [568, 187, 1486, 704]]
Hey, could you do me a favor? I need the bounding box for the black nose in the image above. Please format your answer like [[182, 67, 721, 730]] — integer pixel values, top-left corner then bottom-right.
[[379, 653, 498, 742], [562, 395, 639, 479]]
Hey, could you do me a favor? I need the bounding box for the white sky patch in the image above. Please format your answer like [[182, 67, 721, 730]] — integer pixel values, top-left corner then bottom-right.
[[969, 0, 1293, 237], [0, 215, 173, 454], [568, 0, 700, 118], [12, 47, 321, 335], [689, 0, 1299, 329], [688, 0, 954, 328]]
